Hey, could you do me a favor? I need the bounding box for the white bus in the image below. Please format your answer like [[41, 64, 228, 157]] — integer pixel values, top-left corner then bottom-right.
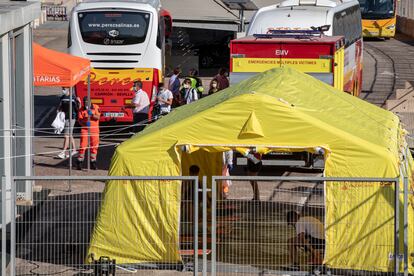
[[68, 0, 172, 123], [245, 0, 363, 95]]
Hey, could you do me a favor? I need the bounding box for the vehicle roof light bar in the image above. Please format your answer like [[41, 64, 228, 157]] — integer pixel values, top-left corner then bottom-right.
[[253, 25, 330, 39]]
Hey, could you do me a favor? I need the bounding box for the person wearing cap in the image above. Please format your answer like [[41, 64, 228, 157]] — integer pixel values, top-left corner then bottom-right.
[[131, 80, 150, 132], [77, 96, 100, 170], [286, 211, 325, 267]]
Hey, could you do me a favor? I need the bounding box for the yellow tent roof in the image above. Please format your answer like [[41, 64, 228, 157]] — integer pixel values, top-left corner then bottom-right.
[[87, 67, 413, 272]]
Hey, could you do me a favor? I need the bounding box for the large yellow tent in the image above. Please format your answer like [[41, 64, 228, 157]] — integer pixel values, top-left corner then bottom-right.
[[87, 67, 413, 273]]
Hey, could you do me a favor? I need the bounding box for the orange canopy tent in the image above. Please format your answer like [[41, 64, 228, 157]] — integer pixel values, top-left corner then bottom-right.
[[33, 43, 90, 87]]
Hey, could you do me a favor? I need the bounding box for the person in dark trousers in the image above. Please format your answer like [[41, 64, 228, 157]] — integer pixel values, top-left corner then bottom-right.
[[57, 87, 80, 159], [246, 151, 262, 201], [286, 211, 325, 268], [168, 67, 181, 107], [131, 80, 150, 132]]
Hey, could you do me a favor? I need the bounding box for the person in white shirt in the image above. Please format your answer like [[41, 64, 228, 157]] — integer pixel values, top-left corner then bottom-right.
[[131, 80, 150, 132], [157, 82, 173, 115], [286, 211, 325, 267]]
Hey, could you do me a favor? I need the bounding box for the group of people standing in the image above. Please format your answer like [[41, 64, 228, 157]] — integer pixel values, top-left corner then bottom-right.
[[55, 67, 230, 170], [169, 67, 230, 106], [131, 67, 230, 132], [56, 88, 100, 170]]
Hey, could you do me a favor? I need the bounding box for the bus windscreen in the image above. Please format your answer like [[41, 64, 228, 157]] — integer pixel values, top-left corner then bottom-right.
[[358, 0, 395, 19], [78, 11, 150, 45]]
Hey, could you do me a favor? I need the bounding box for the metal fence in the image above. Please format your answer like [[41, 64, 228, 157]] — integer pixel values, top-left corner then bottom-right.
[[210, 176, 406, 276], [2, 176, 200, 276], [1, 175, 410, 276], [41, 5, 68, 21]]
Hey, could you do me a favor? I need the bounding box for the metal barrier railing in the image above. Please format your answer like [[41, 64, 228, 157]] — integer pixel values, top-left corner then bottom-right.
[[2, 176, 200, 276], [41, 5, 68, 21], [1, 175, 410, 276], [211, 176, 403, 276]]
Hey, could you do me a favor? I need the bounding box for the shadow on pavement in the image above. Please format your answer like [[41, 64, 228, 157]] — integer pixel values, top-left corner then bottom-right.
[[16, 192, 102, 266]]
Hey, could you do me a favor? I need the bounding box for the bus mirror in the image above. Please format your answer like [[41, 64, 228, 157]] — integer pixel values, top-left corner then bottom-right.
[[320, 25, 330, 32]]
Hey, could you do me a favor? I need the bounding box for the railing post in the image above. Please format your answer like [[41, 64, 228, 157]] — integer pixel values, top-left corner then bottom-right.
[[202, 176, 207, 276], [1, 176, 7, 276], [193, 177, 198, 276], [211, 176, 217, 276], [403, 176, 408, 276], [395, 178, 400, 275], [10, 176, 16, 276]]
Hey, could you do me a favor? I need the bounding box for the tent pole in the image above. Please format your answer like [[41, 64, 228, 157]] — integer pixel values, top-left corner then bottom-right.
[[68, 87, 72, 192], [87, 75, 91, 171]]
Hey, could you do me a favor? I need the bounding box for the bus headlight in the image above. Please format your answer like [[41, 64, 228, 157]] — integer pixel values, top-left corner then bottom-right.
[[386, 24, 395, 30]]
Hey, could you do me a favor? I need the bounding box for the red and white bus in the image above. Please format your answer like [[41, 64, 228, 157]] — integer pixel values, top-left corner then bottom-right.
[[231, 0, 363, 96], [68, 0, 172, 122]]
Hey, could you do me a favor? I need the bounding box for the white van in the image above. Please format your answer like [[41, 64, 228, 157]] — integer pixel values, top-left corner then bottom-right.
[[246, 0, 363, 94]]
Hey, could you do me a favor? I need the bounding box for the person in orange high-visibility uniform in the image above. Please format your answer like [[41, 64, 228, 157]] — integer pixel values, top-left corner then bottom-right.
[[77, 96, 100, 170]]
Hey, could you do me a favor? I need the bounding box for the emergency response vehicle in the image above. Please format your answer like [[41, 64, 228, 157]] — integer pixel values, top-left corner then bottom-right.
[[231, 32, 350, 94], [231, 0, 363, 96], [68, 0, 172, 122]]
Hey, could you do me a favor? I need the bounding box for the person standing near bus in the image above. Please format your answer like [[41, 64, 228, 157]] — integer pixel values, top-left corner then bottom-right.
[[188, 68, 204, 99], [157, 82, 173, 116], [169, 67, 181, 107], [213, 68, 229, 90], [77, 96, 100, 170], [131, 80, 150, 132], [208, 79, 220, 95], [57, 87, 79, 159], [180, 78, 198, 105]]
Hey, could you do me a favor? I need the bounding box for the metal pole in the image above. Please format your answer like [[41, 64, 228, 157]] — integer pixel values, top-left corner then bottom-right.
[[68, 87, 72, 192], [193, 177, 199, 276], [395, 179, 400, 275], [202, 176, 207, 276], [239, 9, 245, 32], [211, 176, 217, 276], [403, 175, 408, 276], [87, 75, 91, 171], [1, 176, 7, 276], [10, 176, 16, 276]]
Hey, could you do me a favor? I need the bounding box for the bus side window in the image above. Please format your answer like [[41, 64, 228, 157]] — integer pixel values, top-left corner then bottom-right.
[[348, 6, 362, 44], [333, 12, 347, 45], [355, 6, 363, 39], [156, 16, 164, 49]]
